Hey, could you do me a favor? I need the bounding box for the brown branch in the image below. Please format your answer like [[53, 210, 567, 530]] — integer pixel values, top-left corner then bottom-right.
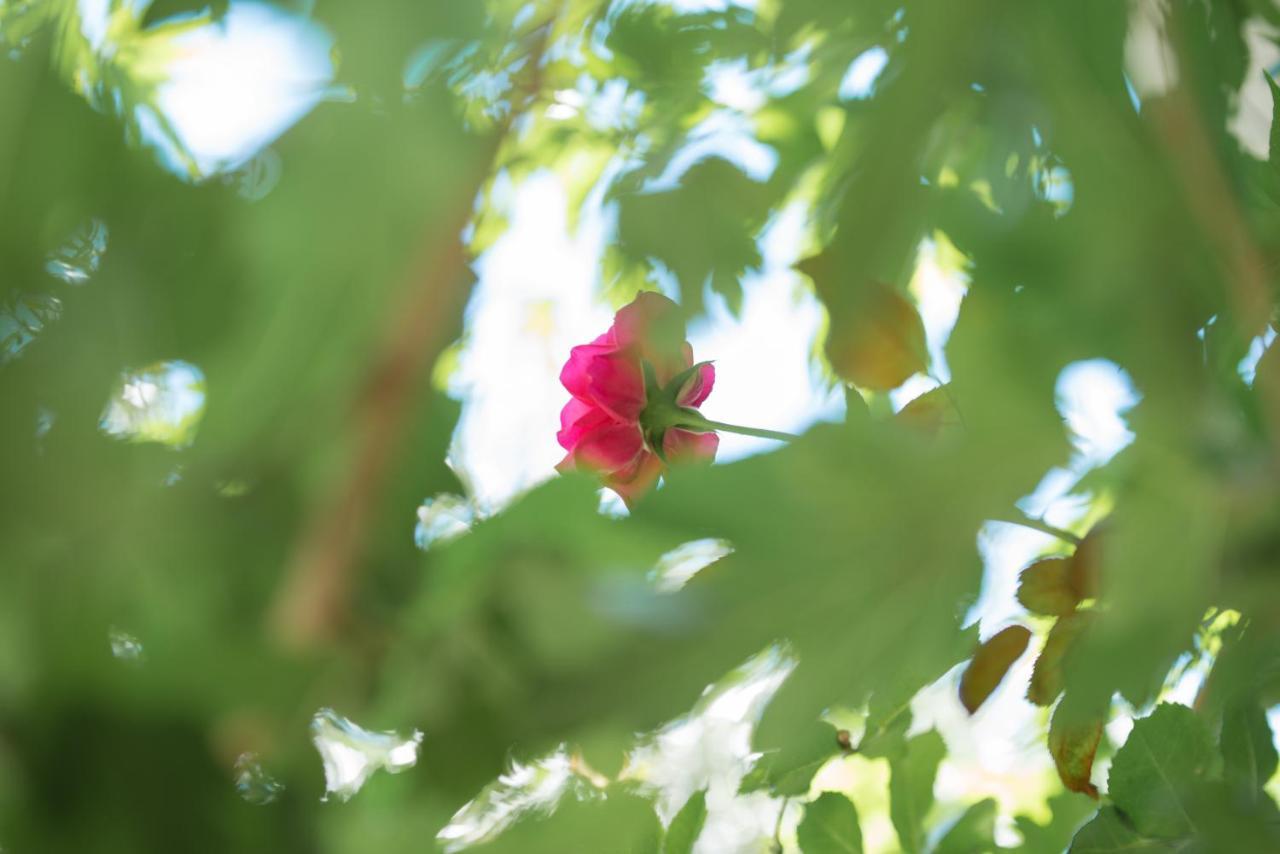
[[1148, 92, 1272, 336], [268, 24, 554, 651], [267, 218, 477, 651], [1149, 7, 1278, 433], [1149, 3, 1274, 333]]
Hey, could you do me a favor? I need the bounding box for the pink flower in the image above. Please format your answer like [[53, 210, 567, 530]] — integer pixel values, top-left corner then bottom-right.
[[557, 292, 718, 504]]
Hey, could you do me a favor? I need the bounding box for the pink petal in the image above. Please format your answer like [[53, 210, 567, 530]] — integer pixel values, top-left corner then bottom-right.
[[560, 337, 617, 401], [586, 351, 646, 421], [612, 292, 677, 350], [556, 399, 613, 451], [572, 421, 645, 475], [677, 362, 716, 408], [664, 428, 719, 464], [608, 451, 664, 506], [615, 292, 689, 380]]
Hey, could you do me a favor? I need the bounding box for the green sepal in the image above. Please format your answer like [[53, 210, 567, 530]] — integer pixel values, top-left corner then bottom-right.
[[639, 360, 716, 457]]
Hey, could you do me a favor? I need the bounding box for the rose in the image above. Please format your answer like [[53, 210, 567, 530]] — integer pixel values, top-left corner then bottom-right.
[[556, 292, 718, 504]]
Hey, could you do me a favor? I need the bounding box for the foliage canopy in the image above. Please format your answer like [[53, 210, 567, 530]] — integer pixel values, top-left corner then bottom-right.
[[3, 0, 1280, 852]]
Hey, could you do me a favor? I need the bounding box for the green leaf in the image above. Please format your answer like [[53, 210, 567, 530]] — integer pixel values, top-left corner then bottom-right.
[[614, 157, 773, 316], [1266, 72, 1280, 169], [857, 705, 913, 761], [1015, 792, 1100, 853], [477, 788, 663, 854], [1221, 699, 1279, 802], [934, 798, 998, 854], [140, 0, 229, 29], [797, 792, 863, 854], [1069, 808, 1181, 853], [663, 790, 707, 854], [740, 721, 842, 797], [1107, 704, 1218, 839], [1183, 778, 1280, 851], [889, 730, 945, 853]]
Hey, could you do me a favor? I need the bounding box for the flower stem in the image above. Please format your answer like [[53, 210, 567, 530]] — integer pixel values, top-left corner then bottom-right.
[[693, 418, 800, 442]]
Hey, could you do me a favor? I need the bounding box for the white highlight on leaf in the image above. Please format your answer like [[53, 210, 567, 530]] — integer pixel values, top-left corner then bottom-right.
[[1239, 326, 1277, 386], [651, 538, 734, 592], [546, 89, 584, 120], [436, 746, 605, 852], [100, 361, 207, 448], [705, 59, 767, 113], [1034, 164, 1074, 215], [414, 494, 475, 550], [46, 219, 108, 285], [310, 708, 423, 802], [234, 752, 285, 805], [108, 627, 144, 662], [1228, 19, 1280, 160], [1125, 0, 1178, 98], [0, 293, 62, 363], [622, 645, 796, 853], [839, 46, 888, 101], [439, 647, 795, 852], [221, 148, 282, 202]]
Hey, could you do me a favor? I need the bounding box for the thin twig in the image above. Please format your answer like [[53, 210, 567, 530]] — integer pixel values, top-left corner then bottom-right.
[[990, 513, 1082, 545]]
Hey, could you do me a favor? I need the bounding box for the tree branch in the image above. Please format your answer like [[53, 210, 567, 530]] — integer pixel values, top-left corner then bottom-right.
[[268, 24, 554, 651]]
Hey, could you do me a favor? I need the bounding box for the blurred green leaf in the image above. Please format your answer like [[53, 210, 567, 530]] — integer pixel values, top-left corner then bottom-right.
[[1015, 792, 1098, 853], [889, 730, 944, 853], [1068, 807, 1178, 854], [614, 157, 773, 316], [1107, 704, 1218, 839], [662, 790, 706, 854], [797, 791, 863, 854], [5, 0, 1280, 850], [740, 721, 842, 797], [934, 798, 998, 854], [1221, 699, 1278, 804]]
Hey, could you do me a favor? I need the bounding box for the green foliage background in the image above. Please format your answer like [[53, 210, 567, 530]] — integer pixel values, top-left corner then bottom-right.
[[3, 0, 1280, 851]]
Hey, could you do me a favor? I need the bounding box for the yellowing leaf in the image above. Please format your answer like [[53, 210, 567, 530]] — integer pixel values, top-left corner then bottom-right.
[[1028, 615, 1092, 707], [896, 386, 961, 436], [1017, 557, 1081, 617], [1049, 702, 1104, 799], [1070, 527, 1103, 601], [960, 624, 1032, 713], [835, 282, 928, 391], [798, 253, 927, 390]]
